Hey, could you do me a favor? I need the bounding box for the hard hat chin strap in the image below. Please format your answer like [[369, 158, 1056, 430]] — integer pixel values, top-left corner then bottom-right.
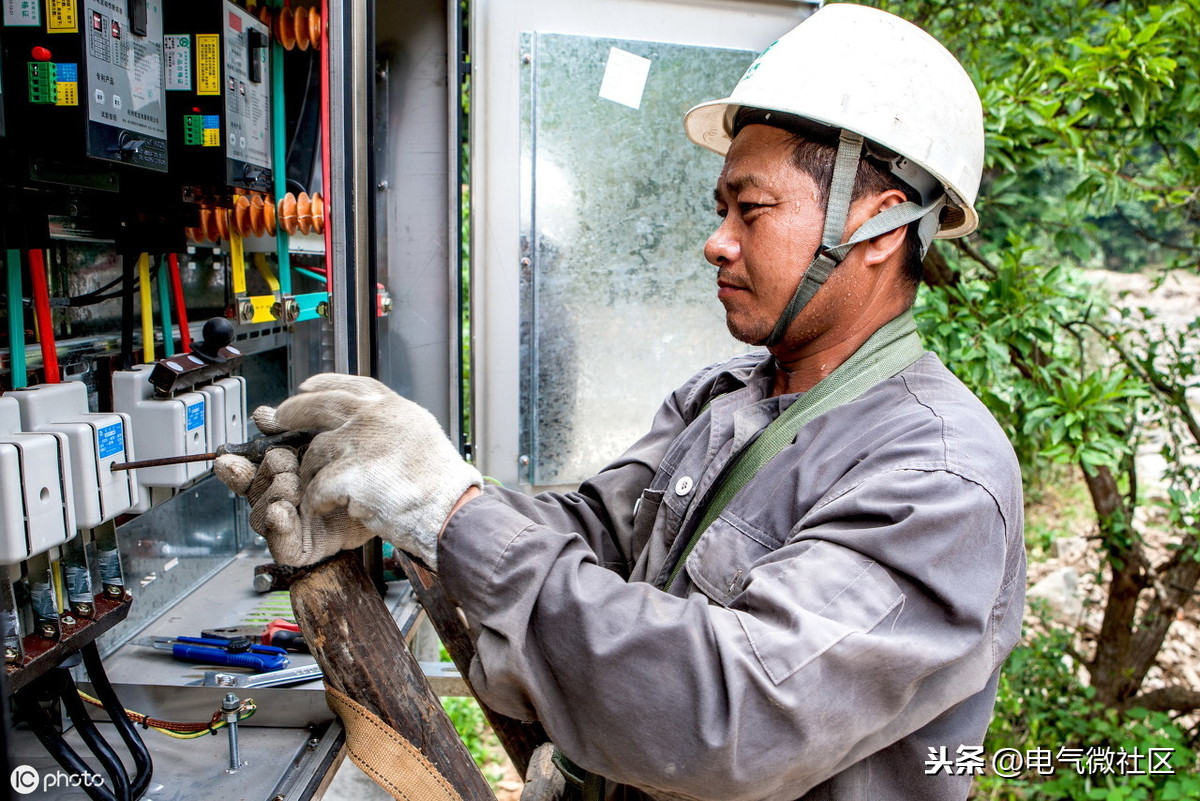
[[761, 130, 946, 348]]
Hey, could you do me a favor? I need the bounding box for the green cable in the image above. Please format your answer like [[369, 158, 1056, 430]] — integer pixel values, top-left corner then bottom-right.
[[270, 4, 292, 295], [295, 267, 327, 283], [6, 250, 27, 388], [156, 256, 174, 357]]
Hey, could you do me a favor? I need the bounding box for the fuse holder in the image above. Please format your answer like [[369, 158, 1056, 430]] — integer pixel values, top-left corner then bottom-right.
[[0, 398, 75, 564], [7, 382, 139, 529], [113, 366, 211, 510], [196, 376, 248, 454]]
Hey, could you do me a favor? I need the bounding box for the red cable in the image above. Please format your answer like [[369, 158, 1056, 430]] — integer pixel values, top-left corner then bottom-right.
[[320, 0, 333, 287], [167, 253, 193, 352], [26, 249, 60, 384]]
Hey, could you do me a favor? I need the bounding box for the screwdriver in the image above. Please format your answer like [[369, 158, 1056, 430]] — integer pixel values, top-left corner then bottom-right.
[[110, 429, 315, 471]]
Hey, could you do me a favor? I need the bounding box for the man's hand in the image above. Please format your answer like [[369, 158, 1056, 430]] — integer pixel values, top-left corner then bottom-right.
[[215, 374, 482, 569]]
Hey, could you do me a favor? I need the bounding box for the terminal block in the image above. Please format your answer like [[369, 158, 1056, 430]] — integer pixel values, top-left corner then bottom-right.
[[7, 381, 139, 529], [0, 398, 75, 564]]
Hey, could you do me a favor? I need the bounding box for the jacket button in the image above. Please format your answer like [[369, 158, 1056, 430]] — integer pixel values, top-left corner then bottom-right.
[[675, 476, 694, 496]]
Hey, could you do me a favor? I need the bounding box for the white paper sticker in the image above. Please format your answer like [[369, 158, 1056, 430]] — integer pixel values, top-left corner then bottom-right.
[[598, 47, 651, 110], [4, 0, 41, 26], [164, 34, 193, 91]]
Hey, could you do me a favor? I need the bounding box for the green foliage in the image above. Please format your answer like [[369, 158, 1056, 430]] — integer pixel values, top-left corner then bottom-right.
[[439, 648, 507, 784], [978, 626, 1200, 800], [869, 0, 1200, 728]]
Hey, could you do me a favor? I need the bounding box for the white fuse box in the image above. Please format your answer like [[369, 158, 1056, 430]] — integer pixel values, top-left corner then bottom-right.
[[0, 397, 76, 564], [7, 381, 139, 529], [113, 366, 211, 512], [195, 376, 248, 453]]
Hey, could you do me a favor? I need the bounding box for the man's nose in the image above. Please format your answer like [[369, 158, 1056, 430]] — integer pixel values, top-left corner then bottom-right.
[[704, 220, 740, 266]]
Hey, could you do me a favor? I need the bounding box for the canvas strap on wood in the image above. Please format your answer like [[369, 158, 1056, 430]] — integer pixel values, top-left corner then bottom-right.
[[326, 685, 465, 801]]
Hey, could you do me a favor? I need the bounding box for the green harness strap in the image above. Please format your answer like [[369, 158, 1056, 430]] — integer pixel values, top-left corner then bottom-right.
[[665, 311, 925, 589]]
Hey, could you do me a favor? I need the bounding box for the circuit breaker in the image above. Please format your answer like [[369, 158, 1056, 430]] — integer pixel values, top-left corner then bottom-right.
[[164, 0, 273, 193], [112, 365, 210, 508], [0, 0, 168, 173], [0, 397, 75, 564], [7, 380, 139, 528]]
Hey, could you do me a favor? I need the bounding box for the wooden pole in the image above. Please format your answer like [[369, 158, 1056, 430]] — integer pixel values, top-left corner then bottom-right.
[[398, 556, 550, 777], [289, 551, 495, 800]]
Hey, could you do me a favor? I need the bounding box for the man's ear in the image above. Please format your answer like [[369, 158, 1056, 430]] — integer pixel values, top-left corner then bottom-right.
[[856, 189, 910, 268]]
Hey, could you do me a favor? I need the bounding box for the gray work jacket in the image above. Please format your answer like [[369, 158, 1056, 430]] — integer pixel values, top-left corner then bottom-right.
[[440, 349, 1026, 801]]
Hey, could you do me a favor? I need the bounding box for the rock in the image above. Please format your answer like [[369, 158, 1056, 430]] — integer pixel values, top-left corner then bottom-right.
[[1027, 566, 1083, 626], [1053, 536, 1089, 564]]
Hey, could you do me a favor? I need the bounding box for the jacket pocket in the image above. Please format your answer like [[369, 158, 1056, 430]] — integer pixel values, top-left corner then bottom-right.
[[737, 540, 905, 685], [684, 512, 775, 606]]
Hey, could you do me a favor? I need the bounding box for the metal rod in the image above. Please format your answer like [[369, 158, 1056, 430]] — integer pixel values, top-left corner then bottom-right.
[[110, 453, 216, 471]]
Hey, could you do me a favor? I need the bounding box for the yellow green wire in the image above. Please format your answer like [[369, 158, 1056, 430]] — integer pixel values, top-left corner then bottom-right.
[[76, 690, 257, 739]]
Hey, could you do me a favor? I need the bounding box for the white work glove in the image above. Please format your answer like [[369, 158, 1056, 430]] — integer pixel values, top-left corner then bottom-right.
[[215, 375, 482, 569]]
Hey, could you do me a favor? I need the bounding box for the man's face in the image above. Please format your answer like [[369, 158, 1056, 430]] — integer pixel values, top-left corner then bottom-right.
[[705, 125, 826, 347]]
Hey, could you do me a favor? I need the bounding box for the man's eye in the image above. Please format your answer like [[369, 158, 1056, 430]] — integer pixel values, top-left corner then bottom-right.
[[739, 202, 768, 216], [716, 207, 728, 219]]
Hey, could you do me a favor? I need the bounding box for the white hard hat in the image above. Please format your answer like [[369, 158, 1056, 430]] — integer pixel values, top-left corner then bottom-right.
[[684, 3, 983, 238]]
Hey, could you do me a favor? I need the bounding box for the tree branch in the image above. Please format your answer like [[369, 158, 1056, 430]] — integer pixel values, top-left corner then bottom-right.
[[1123, 685, 1200, 714]]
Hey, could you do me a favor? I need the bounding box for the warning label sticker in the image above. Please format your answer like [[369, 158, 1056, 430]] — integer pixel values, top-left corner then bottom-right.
[[196, 34, 220, 96], [47, 0, 77, 33]]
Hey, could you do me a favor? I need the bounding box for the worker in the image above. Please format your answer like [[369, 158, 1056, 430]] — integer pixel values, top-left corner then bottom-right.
[[217, 5, 1025, 800]]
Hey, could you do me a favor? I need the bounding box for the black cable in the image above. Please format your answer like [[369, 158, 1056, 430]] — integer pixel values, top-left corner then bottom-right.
[[121, 252, 135, 370], [14, 679, 117, 801], [58, 669, 131, 801], [82, 642, 153, 799]]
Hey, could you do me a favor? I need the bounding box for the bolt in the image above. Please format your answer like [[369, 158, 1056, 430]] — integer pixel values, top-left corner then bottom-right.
[[223, 692, 242, 772], [316, 301, 329, 318], [523, 53, 532, 64], [104, 584, 124, 598], [39, 622, 57, 639], [5, 646, 20, 663], [60, 615, 76, 627]]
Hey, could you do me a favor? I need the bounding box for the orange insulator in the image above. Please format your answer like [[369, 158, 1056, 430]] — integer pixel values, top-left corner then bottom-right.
[[277, 6, 296, 50], [264, 195, 277, 236], [185, 226, 205, 244], [250, 194, 268, 237], [201, 206, 221, 243], [233, 195, 252, 237], [258, 5, 272, 27], [311, 192, 325, 235], [279, 192, 299, 235], [308, 8, 321, 50], [294, 7, 311, 50], [296, 192, 313, 235], [215, 206, 230, 242]]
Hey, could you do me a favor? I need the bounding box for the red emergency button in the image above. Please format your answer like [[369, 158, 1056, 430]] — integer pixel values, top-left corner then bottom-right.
[[30, 46, 53, 62]]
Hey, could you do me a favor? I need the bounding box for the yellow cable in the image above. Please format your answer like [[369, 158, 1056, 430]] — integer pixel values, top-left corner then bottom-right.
[[76, 690, 257, 739], [230, 232, 247, 295], [252, 253, 281, 292], [137, 253, 154, 362]]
